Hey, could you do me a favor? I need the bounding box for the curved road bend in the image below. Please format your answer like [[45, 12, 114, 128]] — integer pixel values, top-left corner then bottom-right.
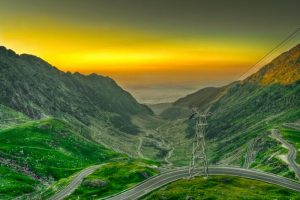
[[105, 167, 300, 200], [48, 165, 101, 200], [272, 129, 300, 179]]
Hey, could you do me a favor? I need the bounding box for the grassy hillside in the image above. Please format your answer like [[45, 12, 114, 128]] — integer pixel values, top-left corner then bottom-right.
[[131, 45, 300, 174], [160, 86, 228, 120], [67, 159, 159, 199], [141, 175, 300, 200], [0, 118, 119, 180], [207, 82, 300, 139], [175, 86, 226, 108], [148, 103, 172, 115], [0, 165, 39, 199], [281, 127, 300, 163], [205, 82, 300, 164], [0, 118, 123, 198], [251, 136, 295, 179], [0, 45, 156, 160], [0, 104, 29, 128]]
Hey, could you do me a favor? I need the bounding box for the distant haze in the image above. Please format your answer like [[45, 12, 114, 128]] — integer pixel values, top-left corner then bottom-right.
[[127, 86, 200, 104], [0, 0, 299, 103]]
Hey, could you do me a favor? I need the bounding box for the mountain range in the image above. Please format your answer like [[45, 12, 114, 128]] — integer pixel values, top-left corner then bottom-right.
[[0, 46, 151, 133], [0, 43, 299, 199], [0, 46, 157, 157], [160, 44, 300, 170]]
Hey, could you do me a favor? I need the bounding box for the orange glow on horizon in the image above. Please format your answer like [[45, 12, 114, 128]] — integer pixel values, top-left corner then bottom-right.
[[0, 18, 272, 90]]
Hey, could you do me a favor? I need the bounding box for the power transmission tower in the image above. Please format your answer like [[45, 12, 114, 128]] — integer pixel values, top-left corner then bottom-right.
[[188, 108, 211, 178]]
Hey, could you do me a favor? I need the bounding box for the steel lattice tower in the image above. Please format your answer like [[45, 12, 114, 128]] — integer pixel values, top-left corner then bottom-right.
[[188, 108, 211, 178]]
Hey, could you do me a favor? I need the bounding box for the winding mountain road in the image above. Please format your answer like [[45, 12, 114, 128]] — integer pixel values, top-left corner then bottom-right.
[[49, 129, 300, 200], [105, 166, 300, 200], [49, 165, 300, 200], [48, 128, 300, 200], [48, 165, 101, 200], [271, 129, 300, 179]]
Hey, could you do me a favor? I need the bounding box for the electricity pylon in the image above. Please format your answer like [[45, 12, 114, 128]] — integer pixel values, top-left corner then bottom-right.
[[188, 108, 211, 178]]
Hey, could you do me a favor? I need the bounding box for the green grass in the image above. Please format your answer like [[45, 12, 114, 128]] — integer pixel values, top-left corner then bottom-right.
[[38, 167, 87, 199], [281, 128, 300, 163], [0, 118, 120, 180], [0, 165, 39, 199], [0, 117, 123, 198], [0, 105, 29, 128], [141, 175, 300, 200], [0, 117, 162, 199], [251, 136, 295, 179], [66, 159, 159, 199]]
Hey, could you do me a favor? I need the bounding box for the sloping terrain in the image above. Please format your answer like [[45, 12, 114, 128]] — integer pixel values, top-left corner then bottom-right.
[[161, 86, 227, 119], [0, 47, 163, 199], [175, 87, 224, 108], [0, 165, 39, 199], [205, 44, 300, 167], [0, 112, 161, 199], [0, 46, 152, 135], [66, 159, 159, 199], [0, 46, 156, 157], [207, 81, 299, 161], [157, 44, 300, 177], [0, 104, 29, 128], [245, 43, 300, 85], [148, 103, 172, 115], [0, 44, 299, 199], [0, 118, 121, 199]]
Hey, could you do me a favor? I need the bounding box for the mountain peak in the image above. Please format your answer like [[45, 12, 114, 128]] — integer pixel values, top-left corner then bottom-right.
[[0, 46, 18, 57], [0, 46, 152, 133], [245, 43, 300, 85]]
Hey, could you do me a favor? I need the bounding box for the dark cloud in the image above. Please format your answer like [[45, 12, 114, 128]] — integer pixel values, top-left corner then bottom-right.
[[1, 0, 299, 35]]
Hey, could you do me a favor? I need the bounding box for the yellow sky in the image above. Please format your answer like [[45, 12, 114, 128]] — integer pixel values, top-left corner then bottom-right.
[[0, 22, 272, 103], [1, 0, 299, 103], [0, 19, 265, 77], [0, 17, 291, 104]]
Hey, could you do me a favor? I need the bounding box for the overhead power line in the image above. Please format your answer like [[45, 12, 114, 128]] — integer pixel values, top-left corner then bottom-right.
[[239, 28, 300, 80]]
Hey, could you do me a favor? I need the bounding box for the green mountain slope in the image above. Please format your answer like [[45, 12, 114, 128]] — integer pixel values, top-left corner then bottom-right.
[[175, 86, 226, 108], [0, 118, 119, 179], [0, 104, 29, 128], [158, 44, 300, 176], [66, 159, 159, 199], [0, 118, 122, 199], [148, 102, 172, 115], [161, 86, 228, 119], [0, 165, 39, 199], [0, 46, 152, 135], [163, 44, 300, 118], [0, 46, 157, 158], [205, 44, 300, 167], [162, 41, 299, 120]]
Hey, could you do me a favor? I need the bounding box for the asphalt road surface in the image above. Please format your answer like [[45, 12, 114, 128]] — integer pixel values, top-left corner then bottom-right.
[[48, 165, 101, 200], [272, 129, 300, 179], [105, 166, 300, 200]]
